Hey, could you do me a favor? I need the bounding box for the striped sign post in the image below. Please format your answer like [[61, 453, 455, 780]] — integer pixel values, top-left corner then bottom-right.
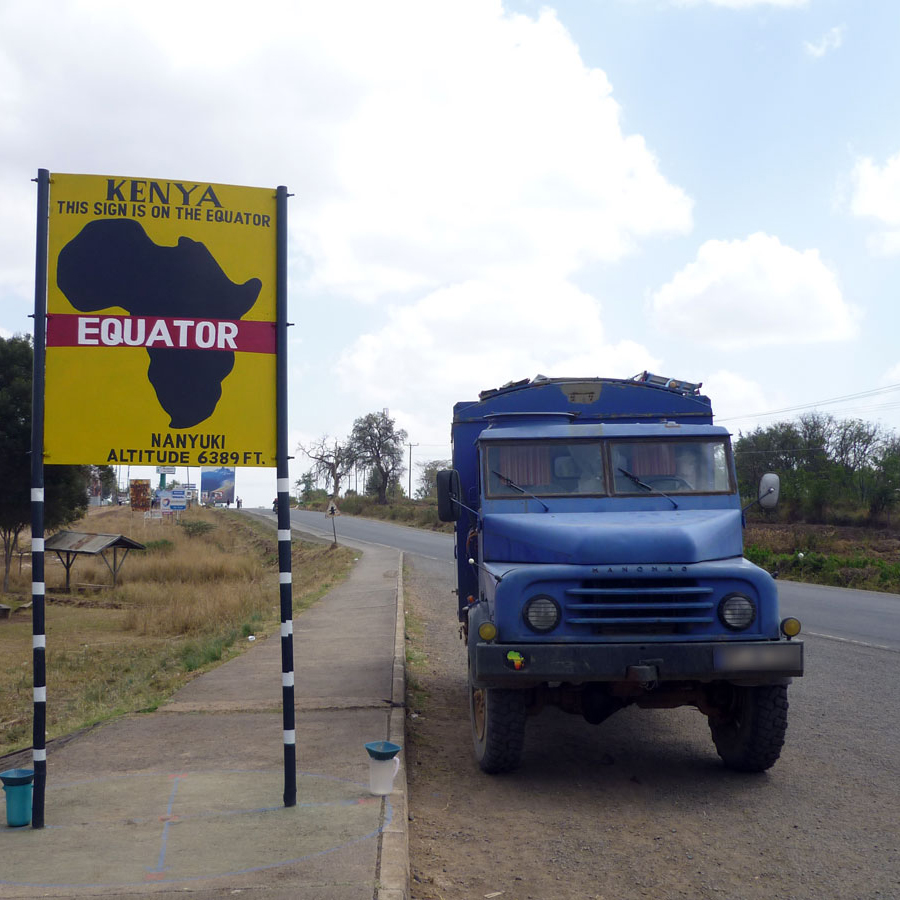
[[275, 185, 296, 807], [30, 168, 50, 827]]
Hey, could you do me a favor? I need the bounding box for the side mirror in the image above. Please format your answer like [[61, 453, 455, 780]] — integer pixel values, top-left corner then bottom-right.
[[436, 469, 462, 522], [758, 473, 780, 509]]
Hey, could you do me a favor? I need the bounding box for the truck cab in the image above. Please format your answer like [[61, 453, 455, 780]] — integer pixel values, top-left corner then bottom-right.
[[438, 374, 803, 774]]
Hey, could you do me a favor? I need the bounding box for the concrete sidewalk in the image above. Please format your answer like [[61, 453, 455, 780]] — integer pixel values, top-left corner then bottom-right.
[[0, 532, 408, 899]]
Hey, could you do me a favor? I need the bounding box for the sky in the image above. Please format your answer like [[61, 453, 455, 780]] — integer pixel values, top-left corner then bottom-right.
[[2, 0, 899, 506]]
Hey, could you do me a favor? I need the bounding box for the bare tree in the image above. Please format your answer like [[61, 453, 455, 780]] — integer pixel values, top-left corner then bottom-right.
[[297, 436, 356, 499]]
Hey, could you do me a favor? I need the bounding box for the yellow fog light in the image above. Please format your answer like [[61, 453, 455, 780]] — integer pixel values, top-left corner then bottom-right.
[[780, 617, 802, 639], [478, 622, 498, 641]]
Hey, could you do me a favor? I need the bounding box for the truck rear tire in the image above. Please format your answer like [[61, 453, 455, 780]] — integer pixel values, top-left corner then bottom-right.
[[708, 684, 788, 772], [469, 673, 527, 774]]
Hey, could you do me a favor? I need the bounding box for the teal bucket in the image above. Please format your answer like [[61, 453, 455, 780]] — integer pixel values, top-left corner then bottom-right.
[[1, 768, 35, 828]]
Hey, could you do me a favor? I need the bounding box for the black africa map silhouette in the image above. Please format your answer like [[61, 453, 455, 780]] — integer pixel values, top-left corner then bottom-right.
[[56, 218, 262, 428]]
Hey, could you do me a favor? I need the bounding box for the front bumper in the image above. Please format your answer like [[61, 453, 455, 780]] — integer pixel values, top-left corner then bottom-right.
[[472, 639, 804, 688]]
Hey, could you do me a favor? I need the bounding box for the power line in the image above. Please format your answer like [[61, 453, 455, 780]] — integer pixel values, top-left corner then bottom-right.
[[717, 382, 900, 423], [733, 447, 827, 456]]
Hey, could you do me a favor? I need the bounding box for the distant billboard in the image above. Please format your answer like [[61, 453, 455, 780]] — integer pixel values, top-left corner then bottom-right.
[[201, 466, 235, 505]]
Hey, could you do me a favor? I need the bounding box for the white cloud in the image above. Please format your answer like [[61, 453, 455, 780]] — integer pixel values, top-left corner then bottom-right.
[[866, 232, 900, 257], [702, 370, 772, 425], [286, 4, 693, 302], [850, 152, 900, 257], [650, 233, 859, 347], [804, 25, 845, 58], [851, 152, 900, 226], [337, 276, 661, 442]]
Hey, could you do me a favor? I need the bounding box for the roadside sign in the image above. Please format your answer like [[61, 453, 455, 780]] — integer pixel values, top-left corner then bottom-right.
[[43, 173, 278, 467], [156, 466, 176, 475], [326, 501, 340, 516], [129, 479, 151, 511]]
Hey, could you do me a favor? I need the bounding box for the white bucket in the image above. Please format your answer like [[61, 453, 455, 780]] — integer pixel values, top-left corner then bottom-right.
[[368, 756, 400, 796]]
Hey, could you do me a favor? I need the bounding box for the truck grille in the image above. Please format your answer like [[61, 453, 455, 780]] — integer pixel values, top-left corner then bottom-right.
[[564, 579, 715, 636]]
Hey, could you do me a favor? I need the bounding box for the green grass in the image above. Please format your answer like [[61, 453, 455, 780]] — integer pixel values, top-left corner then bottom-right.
[[180, 630, 239, 671], [746, 545, 900, 591]]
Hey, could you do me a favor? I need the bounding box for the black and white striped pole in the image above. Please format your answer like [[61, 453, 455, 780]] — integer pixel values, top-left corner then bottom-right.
[[31, 168, 50, 828], [275, 185, 296, 807]]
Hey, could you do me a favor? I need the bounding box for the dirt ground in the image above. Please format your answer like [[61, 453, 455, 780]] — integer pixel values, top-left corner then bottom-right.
[[403, 556, 900, 900]]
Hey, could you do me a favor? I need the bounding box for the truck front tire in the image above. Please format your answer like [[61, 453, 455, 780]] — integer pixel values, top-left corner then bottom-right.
[[469, 672, 527, 774], [708, 683, 788, 772]]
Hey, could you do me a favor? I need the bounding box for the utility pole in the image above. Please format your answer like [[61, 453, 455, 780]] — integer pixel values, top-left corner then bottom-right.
[[407, 442, 418, 499]]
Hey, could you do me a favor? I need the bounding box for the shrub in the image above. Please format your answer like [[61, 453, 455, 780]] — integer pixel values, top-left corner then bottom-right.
[[143, 539, 174, 553], [177, 520, 216, 538]]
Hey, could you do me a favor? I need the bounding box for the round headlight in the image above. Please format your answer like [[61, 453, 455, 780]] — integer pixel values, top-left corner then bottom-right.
[[478, 621, 498, 641], [524, 595, 561, 633], [718, 593, 756, 630]]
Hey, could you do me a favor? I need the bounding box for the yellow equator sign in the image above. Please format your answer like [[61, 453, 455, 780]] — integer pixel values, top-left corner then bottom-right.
[[44, 173, 278, 467]]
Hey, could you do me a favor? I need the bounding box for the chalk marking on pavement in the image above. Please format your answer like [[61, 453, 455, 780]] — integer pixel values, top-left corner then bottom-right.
[[146, 774, 182, 877], [805, 630, 899, 653]]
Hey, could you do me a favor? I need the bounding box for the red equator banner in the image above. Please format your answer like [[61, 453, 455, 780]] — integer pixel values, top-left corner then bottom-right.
[[47, 313, 276, 354]]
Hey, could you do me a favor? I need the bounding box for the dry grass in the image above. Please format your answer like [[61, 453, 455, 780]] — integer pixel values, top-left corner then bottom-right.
[[0, 506, 355, 758], [744, 522, 900, 591]]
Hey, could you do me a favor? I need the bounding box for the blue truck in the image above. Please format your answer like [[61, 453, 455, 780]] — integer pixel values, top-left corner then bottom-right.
[[437, 373, 804, 774]]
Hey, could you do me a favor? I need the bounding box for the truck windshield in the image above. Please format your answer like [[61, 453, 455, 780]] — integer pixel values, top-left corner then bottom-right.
[[484, 441, 606, 497], [610, 438, 732, 495], [483, 437, 734, 498]]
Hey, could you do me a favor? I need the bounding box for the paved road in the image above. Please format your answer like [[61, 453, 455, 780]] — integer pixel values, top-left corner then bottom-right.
[[777, 580, 900, 652], [282, 508, 453, 561], [264, 508, 900, 651]]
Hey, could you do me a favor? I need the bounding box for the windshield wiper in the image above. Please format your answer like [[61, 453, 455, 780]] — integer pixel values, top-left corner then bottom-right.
[[491, 470, 549, 512], [617, 467, 678, 509]]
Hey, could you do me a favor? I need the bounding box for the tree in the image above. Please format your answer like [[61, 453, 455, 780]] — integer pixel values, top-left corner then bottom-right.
[[416, 459, 452, 500], [734, 412, 900, 523], [90, 465, 117, 502], [865, 434, 900, 521], [349, 411, 407, 504], [1, 335, 90, 592], [298, 436, 356, 499], [295, 469, 316, 504]]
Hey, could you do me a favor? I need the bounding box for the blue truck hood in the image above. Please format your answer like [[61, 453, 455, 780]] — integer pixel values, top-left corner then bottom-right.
[[481, 509, 743, 565]]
